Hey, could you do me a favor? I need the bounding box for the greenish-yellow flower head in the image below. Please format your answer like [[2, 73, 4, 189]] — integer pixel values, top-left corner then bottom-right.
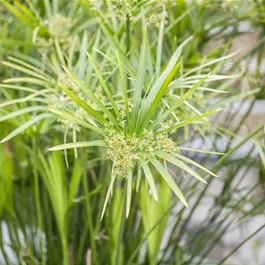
[[105, 130, 178, 178]]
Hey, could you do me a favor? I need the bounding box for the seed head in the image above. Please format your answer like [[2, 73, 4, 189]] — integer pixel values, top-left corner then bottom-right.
[[105, 130, 178, 178]]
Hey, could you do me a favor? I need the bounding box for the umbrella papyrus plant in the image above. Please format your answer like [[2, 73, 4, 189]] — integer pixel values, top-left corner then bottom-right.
[[47, 34, 229, 219]]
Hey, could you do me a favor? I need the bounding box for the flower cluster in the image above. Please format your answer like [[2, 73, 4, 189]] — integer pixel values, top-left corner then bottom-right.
[[146, 2, 168, 28], [55, 105, 89, 132], [37, 14, 74, 53], [110, 0, 140, 21], [48, 75, 89, 132], [89, 0, 169, 26], [57, 74, 79, 92], [48, 14, 72, 37], [221, 0, 239, 12], [105, 130, 178, 178], [160, 119, 174, 130]]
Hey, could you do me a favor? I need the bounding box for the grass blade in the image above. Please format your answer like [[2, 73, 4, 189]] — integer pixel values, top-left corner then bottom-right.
[[155, 150, 207, 184], [164, 109, 221, 133], [59, 84, 107, 125], [0, 106, 48, 122], [141, 162, 158, 201], [126, 170, 133, 218], [50, 109, 106, 136], [2, 61, 52, 82], [132, 27, 147, 124], [87, 52, 121, 119], [138, 62, 181, 131], [174, 152, 218, 177], [149, 157, 188, 207], [61, 67, 119, 127], [1, 113, 53, 143], [101, 166, 117, 221], [150, 74, 210, 129], [48, 140, 107, 151]]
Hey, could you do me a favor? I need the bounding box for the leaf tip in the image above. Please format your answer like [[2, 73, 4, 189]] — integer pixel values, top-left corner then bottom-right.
[[126, 210, 129, 219], [100, 215, 103, 222], [86, 52, 91, 59], [61, 65, 67, 71]]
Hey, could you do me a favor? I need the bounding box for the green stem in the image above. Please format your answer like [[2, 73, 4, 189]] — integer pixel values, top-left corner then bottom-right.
[[126, 199, 177, 265], [217, 223, 265, 265], [83, 169, 99, 265], [62, 236, 69, 265], [32, 140, 46, 265], [126, 16, 131, 91], [194, 180, 260, 264], [115, 184, 127, 265], [160, 139, 213, 260], [0, 225, 9, 264], [167, 123, 265, 259]]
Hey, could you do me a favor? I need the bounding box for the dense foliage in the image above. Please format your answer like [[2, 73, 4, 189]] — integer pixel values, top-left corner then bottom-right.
[[0, 1, 265, 265]]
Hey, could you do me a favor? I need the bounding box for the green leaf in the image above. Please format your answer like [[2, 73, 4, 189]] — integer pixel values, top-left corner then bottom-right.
[[101, 167, 117, 221], [77, 32, 88, 80], [99, 21, 135, 76], [44, 0, 52, 19], [14, 1, 40, 25], [209, 88, 260, 110], [55, 38, 66, 65], [116, 51, 129, 117], [61, 67, 119, 127], [178, 146, 224, 155], [150, 74, 210, 130], [50, 109, 106, 136], [255, 140, 265, 170], [1, 113, 53, 143], [63, 128, 69, 168], [156, 21, 165, 75], [164, 108, 221, 133], [141, 162, 158, 201], [3, 1, 35, 29], [126, 170, 133, 218], [68, 159, 84, 207], [138, 62, 181, 131], [139, 178, 171, 265], [0, 39, 36, 46], [7, 56, 53, 80], [48, 140, 107, 151], [155, 151, 207, 184], [87, 52, 121, 119], [183, 52, 238, 77], [174, 152, 218, 178], [149, 157, 188, 207], [1, 61, 52, 82], [136, 165, 142, 193], [3, 77, 50, 86], [0, 106, 48, 122], [140, 36, 193, 120], [140, 50, 181, 119], [59, 84, 107, 125], [0, 91, 47, 108], [132, 27, 147, 124]]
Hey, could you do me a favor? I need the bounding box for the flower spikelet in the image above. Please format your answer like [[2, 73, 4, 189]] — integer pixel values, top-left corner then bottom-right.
[[105, 130, 178, 178]]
